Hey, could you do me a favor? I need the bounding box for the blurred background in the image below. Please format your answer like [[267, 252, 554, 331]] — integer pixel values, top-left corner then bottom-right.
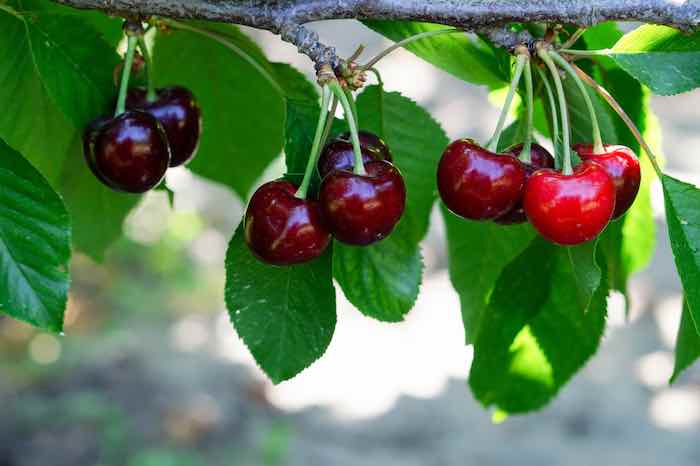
[[2, 20, 700, 466]]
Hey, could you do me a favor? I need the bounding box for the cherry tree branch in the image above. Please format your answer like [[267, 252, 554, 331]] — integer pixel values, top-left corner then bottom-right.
[[51, 0, 700, 67]]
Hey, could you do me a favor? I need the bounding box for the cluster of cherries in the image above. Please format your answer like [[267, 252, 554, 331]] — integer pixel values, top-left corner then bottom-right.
[[244, 131, 406, 265], [438, 139, 641, 245], [83, 28, 202, 194]]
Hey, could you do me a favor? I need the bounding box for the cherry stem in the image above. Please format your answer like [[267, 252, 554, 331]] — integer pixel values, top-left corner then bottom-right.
[[572, 63, 663, 176], [343, 87, 359, 129], [115, 35, 138, 116], [137, 36, 157, 103], [368, 67, 384, 87], [560, 28, 586, 50], [559, 48, 610, 57], [296, 85, 332, 199], [319, 95, 339, 154], [361, 28, 461, 70], [538, 47, 573, 175], [535, 65, 561, 168], [549, 51, 604, 153], [521, 59, 534, 164], [330, 80, 366, 175], [487, 54, 527, 152]]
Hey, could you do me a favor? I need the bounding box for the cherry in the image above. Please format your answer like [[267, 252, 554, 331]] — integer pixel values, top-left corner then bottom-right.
[[244, 180, 330, 265], [573, 143, 641, 219], [495, 143, 556, 225], [523, 160, 616, 245], [83, 110, 170, 193], [319, 160, 406, 246], [437, 139, 526, 220], [317, 130, 392, 179], [126, 86, 202, 167]]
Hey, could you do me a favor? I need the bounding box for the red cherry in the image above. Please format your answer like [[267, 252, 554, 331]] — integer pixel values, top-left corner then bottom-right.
[[83, 111, 170, 193], [523, 160, 616, 245], [318, 131, 392, 179], [126, 86, 202, 167], [495, 143, 555, 225], [437, 139, 526, 220], [573, 143, 641, 219], [319, 160, 406, 246], [244, 180, 330, 265]]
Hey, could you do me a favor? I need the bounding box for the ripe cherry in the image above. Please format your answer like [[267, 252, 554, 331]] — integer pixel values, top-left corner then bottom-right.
[[523, 160, 616, 245], [83, 110, 170, 193], [245, 180, 330, 265], [319, 160, 406, 246], [495, 143, 556, 225], [126, 86, 202, 167], [573, 143, 641, 219], [318, 131, 392, 179], [437, 139, 526, 220]]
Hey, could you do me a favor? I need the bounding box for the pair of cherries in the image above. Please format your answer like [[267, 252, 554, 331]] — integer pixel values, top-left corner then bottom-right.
[[438, 140, 641, 245], [244, 131, 406, 266], [83, 86, 202, 193]]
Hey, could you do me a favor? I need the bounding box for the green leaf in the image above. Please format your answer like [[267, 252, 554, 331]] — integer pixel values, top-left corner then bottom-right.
[[225, 224, 336, 383], [663, 175, 700, 337], [0, 139, 71, 332], [469, 238, 608, 413], [331, 86, 447, 321], [363, 21, 509, 88], [154, 24, 285, 198], [442, 209, 535, 342], [566, 240, 601, 310], [671, 298, 700, 384], [610, 25, 700, 95]]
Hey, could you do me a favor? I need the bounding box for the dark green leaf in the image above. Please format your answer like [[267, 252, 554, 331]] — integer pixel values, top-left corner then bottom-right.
[[671, 297, 700, 384], [225, 224, 336, 383], [610, 25, 700, 95], [154, 24, 285, 198], [363, 21, 509, 88], [663, 175, 700, 337], [442, 208, 535, 342], [469, 238, 607, 413], [0, 139, 71, 332], [331, 86, 447, 321]]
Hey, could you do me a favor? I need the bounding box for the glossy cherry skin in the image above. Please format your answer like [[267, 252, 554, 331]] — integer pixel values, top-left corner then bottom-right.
[[83, 111, 170, 193], [318, 131, 392, 179], [495, 143, 556, 225], [573, 143, 641, 219], [126, 86, 202, 167], [319, 161, 406, 246], [244, 180, 331, 265], [523, 161, 616, 245], [437, 139, 526, 220]]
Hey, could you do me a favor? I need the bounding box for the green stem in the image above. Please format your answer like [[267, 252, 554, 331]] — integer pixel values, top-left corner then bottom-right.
[[560, 28, 586, 50], [559, 48, 610, 56], [0, 3, 23, 19], [487, 54, 528, 152], [137, 36, 157, 102], [368, 67, 384, 87], [343, 87, 359, 129], [295, 85, 332, 199], [535, 65, 561, 169], [161, 18, 283, 96], [115, 35, 138, 116], [319, 96, 339, 154], [329, 81, 366, 175], [361, 28, 461, 70], [538, 47, 573, 175], [521, 59, 534, 164], [550, 51, 604, 153]]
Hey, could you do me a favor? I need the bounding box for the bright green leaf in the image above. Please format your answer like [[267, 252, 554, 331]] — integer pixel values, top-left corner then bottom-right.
[[610, 25, 700, 95], [154, 24, 285, 198], [671, 297, 700, 384], [0, 139, 71, 332], [225, 224, 336, 383]]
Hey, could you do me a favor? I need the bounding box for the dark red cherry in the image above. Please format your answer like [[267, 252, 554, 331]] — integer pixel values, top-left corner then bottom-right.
[[245, 180, 330, 265], [319, 161, 406, 246], [83, 111, 170, 193], [573, 143, 641, 219], [437, 139, 526, 220], [523, 160, 616, 245], [126, 86, 202, 167], [495, 143, 556, 225], [318, 131, 392, 179]]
